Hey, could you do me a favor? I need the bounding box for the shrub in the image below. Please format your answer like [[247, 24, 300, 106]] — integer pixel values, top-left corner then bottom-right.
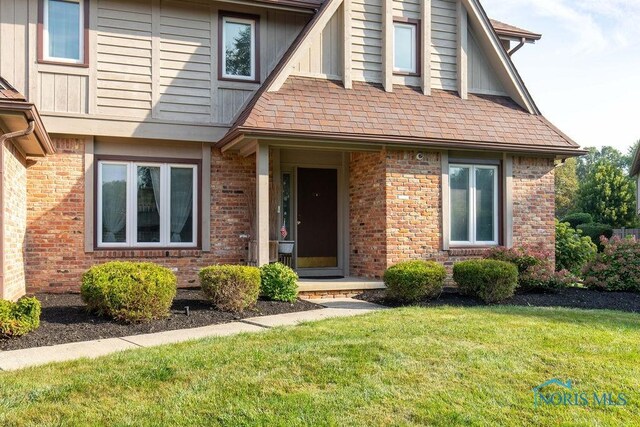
[[577, 223, 614, 251], [260, 263, 299, 303], [0, 297, 41, 337], [555, 220, 597, 275], [383, 260, 446, 302], [583, 237, 640, 292], [81, 262, 177, 323], [519, 264, 574, 293], [453, 260, 518, 303], [560, 212, 593, 229], [200, 265, 261, 312], [485, 245, 547, 276]]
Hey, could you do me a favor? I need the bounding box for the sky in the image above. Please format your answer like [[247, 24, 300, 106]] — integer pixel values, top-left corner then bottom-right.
[[482, 0, 640, 153]]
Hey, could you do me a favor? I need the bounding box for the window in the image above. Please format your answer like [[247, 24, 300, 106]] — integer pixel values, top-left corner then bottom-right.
[[393, 20, 418, 74], [97, 161, 198, 248], [449, 164, 499, 245], [41, 0, 85, 64], [220, 14, 259, 81]]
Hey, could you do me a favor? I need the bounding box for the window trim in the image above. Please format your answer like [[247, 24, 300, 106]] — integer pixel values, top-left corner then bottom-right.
[[449, 163, 500, 247], [94, 156, 202, 250], [218, 12, 261, 83], [393, 17, 421, 76], [38, 0, 89, 67]]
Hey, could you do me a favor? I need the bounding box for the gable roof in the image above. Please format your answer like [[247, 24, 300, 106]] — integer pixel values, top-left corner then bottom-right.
[[219, 76, 582, 156], [490, 19, 541, 41]]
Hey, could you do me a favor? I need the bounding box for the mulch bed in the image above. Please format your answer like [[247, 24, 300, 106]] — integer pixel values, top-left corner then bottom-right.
[[0, 289, 320, 351], [355, 287, 640, 313]]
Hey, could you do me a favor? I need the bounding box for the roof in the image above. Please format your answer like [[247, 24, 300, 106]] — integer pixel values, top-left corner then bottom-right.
[[220, 76, 582, 156], [631, 146, 640, 176], [0, 76, 27, 101], [255, 0, 323, 10], [490, 19, 542, 41]]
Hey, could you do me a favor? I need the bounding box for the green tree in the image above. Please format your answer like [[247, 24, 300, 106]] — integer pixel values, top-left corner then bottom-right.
[[225, 26, 252, 77], [555, 157, 579, 218], [577, 146, 631, 181], [578, 159, 636, 227]]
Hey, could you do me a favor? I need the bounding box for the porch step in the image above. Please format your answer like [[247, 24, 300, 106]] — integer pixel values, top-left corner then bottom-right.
[[298, 277, 385, 292]]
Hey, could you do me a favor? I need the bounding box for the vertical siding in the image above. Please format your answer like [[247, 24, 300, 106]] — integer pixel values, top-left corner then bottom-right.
[[39, 73, 88, 113], [96, 0, 153, 118], [351, 0, 382, 82], [0, 0, 29, 95], [431, 0, 457, 90], [293, 6, 343, 79], [158, 0, 212, 123], [468, 29, 505, 95]]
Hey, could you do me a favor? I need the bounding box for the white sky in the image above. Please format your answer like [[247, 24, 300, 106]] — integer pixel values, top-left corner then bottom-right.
[[481, 0, 640, 153]]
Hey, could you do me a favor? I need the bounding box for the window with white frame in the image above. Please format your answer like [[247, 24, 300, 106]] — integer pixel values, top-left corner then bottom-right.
[[97, 161, 197, 248], [220, 14, 257, 81], [449, 164, 499, 245], [393, 21, 417, 73], [43, 0, 84, 63]]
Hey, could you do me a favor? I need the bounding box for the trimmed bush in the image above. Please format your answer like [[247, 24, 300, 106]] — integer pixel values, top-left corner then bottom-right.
[[453, 260, 518, 303], [0, 297, 41, 337], [555, 220, 597, 275], [577, 223, 614, 251], [384, 260, 446, 302], [200, 265, 261, 312], [260, 263, 298, 303], [560, 212, 593, 229], [583, 237, 640, 292], [519, 265, 574, 293], [81, 261, 177, 323]]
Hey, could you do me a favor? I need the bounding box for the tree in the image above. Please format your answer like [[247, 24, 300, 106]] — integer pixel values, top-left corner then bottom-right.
[[225, 26, 252, 77], [578, 159, 636, 227], [554, 157, 579, 218], [577, 146, 631, 181]]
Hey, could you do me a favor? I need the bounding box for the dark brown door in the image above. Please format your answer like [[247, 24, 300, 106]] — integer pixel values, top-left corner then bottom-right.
[[297, 168, 338, 268]]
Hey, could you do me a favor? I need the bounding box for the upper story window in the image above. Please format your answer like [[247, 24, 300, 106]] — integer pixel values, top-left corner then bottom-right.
[[449, 164, 499, 246], [97, 160, 198, 248], [219, 13, 259, 82], [393, 19, 419, 75], [41, 0, 86, 65]]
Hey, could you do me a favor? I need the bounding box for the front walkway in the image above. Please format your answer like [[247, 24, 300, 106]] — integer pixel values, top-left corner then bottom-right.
[[0, 298, 384, 371]]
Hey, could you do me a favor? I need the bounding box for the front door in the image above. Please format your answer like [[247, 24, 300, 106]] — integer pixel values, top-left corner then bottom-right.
[[296, 168, 339, 273]]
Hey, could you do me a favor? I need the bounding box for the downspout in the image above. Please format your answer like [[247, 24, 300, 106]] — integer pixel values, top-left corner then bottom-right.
[[0, 120, 35, 300], [508, 37, 526, 56]]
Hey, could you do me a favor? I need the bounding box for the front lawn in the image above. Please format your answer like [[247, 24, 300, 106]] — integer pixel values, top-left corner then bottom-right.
[[1, 306, 639, 426]]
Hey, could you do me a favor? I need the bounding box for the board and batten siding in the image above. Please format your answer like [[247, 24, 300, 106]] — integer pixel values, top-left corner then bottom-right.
[[293, 5, 343, 80], [0, 0, 308, 137], [467, 28, 505, 95], [431, 0, 457, 90]]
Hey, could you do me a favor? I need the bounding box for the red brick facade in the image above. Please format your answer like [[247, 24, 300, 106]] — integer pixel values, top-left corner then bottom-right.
[[25, 138, 254, 293]]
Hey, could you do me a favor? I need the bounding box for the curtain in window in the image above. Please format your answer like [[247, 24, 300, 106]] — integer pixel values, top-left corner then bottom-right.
[[48, 0, 80, 60], [149, 167, 161, 212], [102, 165, 127, 243], [170, 168, 193, 242]]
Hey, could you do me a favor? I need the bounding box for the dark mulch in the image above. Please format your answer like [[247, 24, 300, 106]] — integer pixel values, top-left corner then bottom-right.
[[355, 287, 640, 313], [0, 289, 320, 351]]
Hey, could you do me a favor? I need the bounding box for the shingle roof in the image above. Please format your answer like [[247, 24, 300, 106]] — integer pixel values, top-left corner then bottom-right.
[[0, 76, 27, 101], [490, 19, 541, 41], [223, 76, 580, 155]]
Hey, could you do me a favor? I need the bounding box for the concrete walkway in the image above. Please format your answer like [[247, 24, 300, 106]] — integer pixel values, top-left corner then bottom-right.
[[0, 298, 384, 371]]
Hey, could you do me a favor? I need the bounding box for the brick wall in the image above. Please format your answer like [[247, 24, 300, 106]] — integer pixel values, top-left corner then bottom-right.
[[349, 151, 387, 278], [25, 138, 254, 293], [2, 142, 27, 300]]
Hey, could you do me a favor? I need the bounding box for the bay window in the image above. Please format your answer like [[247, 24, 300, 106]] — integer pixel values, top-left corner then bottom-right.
[[97, 160, 197, 248], [41, 0, 85, 64], [449, 164, 499, 246]]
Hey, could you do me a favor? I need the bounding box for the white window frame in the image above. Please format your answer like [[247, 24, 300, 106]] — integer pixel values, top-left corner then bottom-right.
[[449, 164, 499, 246], [97, 161, 198, 248], [221, 16, 256, 81], [43, 0, 84, 64], [393, 21, 417, 74]]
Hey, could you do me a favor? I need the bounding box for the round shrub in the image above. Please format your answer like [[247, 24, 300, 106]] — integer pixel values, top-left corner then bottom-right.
[[260, 263, 298, 303], [81, 261, 177, 323], [583, 237, 640, 292], [577, 223, 614, 251], [383, 260, 446, 302], [453, 260, 518, 303], [555, 220, 597, 275], [560, 212, 593, 229], [0, 297, 41, 337], [200, 265, 260, 312]]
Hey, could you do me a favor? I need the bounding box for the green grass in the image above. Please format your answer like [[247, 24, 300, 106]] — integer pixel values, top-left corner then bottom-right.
[[1, 306, 639, 426]]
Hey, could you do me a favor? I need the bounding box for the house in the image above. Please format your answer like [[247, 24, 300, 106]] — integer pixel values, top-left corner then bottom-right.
[[0, 0, 583, 300]]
